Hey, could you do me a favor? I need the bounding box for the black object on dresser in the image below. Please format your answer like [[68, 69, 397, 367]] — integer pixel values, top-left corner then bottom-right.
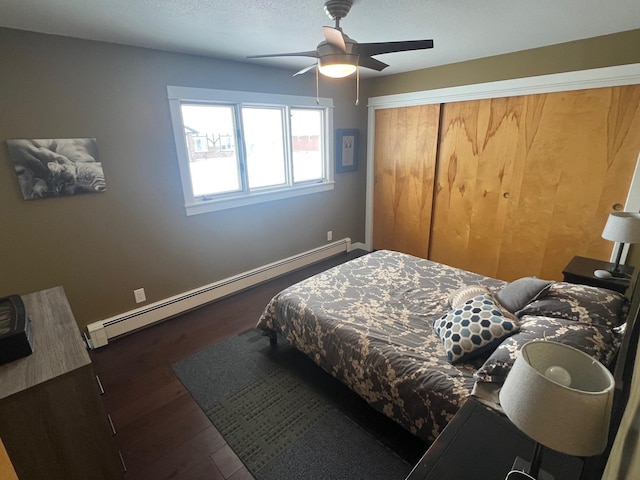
[[562, 255, 633, 294], [0, 295, 33, 365], [405, 397, 583, 480]]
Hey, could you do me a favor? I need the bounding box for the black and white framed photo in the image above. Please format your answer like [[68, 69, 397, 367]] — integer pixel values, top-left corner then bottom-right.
[[7, 138, 106, 200], [335, 128, 359, 173]]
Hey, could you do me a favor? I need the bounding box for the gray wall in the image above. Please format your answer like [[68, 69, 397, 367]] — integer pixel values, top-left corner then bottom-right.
[[368, 29, 640, 96], [0, 28, 369, 329], [3, 26, 640, 332]]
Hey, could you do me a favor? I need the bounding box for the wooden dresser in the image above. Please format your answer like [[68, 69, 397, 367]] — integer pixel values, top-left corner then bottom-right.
[[0, 286, 123, 479]]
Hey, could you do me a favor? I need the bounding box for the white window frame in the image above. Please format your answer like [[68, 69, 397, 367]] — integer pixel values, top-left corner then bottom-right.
[[168, 86, 334, 215]]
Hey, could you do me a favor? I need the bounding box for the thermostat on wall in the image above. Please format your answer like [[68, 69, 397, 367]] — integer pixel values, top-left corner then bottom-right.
[[0, 295, 33, 365]]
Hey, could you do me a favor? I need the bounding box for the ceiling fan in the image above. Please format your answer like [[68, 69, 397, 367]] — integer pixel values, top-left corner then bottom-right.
[[246, 0, 434, 78]]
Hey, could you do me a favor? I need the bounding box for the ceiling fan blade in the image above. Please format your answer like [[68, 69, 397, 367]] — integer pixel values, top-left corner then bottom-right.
[[293, 64, 317, 76], [357, 39, 434, 57], [323, 26, 347, 52], [247, 51, 319, 59], [358, 56, 389, 72]]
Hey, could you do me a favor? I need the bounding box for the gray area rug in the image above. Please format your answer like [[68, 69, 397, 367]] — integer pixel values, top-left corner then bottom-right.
[[172, 330, 425, 480]]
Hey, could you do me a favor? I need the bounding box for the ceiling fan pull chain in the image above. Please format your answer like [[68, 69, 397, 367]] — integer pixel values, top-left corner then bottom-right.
[[316, 66, 320, 104], [355, 64, 360, 105]]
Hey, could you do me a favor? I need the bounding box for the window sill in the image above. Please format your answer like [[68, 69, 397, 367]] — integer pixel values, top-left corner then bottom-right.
[[185, 181, 335, 215]]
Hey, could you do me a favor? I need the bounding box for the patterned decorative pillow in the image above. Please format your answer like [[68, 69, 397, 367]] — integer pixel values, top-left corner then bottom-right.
[[516, 282, 629, 328], [495, 277, 554, 313], [474, 315, 620, 383], [434, 294, 519, 363], [449, 285, 518, 323]]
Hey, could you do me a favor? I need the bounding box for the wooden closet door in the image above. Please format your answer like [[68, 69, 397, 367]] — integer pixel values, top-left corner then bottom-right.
[[373, 104, 440, 258], [430, 85, 640, 281], [429, 96, 524, 276]]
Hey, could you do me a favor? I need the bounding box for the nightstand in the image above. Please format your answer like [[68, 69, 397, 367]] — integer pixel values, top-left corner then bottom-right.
[[562, 256, 633, 295], [405, 397, 583, 480]]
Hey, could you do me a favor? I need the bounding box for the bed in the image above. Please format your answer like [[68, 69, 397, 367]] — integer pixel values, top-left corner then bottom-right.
[[256, 250, 630, 443]]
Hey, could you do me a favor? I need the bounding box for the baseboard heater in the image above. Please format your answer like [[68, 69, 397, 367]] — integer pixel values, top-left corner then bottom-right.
[[87, 238, 359, 348]]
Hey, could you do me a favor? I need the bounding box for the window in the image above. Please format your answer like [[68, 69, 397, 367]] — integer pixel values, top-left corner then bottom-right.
[[168, 86, 334, 215], [192, 136, 208, 153]]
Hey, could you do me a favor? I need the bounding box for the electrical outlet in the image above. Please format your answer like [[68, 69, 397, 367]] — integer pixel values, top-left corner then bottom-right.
[[134, 288, 146, 303], [327, 230, 333, 241]]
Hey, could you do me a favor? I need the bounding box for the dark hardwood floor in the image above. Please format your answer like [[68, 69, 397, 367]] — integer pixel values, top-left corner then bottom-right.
[[90, 250, 366, 480]]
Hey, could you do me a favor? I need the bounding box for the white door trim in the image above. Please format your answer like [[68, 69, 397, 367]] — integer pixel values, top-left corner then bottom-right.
[[365, 63, 640, 262]]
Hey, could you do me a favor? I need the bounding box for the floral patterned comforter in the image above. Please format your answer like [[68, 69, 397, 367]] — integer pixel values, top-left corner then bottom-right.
[[256, 249, 505, 442]]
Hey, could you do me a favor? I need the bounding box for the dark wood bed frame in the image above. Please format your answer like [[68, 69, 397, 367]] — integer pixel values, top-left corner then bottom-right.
[[578, 275, 640, 479]]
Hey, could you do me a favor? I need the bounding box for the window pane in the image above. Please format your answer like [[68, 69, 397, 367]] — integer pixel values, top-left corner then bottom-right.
[[180, 104, 240, 196], [291, 109, 323, 183], [241, 107, 286, 189]]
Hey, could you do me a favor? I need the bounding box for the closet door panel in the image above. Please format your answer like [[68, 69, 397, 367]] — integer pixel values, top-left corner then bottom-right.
[[430, 96, 525, 276], [373, 104, 440, 257], [496, 92, 578, 281], [497, 87, 640, 281], [431, 85, 640, 281]]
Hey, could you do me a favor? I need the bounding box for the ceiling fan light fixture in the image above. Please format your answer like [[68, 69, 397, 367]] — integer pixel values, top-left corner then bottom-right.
[[318, 54, 357, 78], [246, 0, 433, 79]]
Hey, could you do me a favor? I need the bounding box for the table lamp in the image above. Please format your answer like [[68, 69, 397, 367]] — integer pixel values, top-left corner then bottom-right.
[[499, 340, 615, 480], [594, 212, 640, 279]]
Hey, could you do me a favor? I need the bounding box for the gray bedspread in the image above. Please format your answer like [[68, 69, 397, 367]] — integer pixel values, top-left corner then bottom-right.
[[256, 249, 505, 442]]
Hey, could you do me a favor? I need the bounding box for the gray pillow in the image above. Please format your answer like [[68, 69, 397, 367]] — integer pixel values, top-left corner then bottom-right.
[[517, 282, 629, 328], [474, 315, 619, 384], [495, 277, 554, 313]]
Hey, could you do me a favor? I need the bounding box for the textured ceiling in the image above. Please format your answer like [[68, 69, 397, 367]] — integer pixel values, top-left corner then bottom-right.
[[1, 0, 639, 77]]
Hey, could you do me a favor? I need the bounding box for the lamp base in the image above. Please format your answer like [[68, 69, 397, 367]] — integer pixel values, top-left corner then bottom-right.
[[511, 457, 554, 480], [593, 269, 631, 279], [611, 270, 632, 279]]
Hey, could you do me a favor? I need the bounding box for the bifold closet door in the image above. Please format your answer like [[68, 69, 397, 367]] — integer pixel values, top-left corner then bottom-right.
[[430, 85, 640, 281], [373, 104, 440, 258]]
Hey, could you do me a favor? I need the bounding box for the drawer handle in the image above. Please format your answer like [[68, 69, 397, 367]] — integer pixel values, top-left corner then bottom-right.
[[613, 203, 623, 211], [107, 414, 117, 436], [95, 374, 105, 395], [118, 450, 127, 473], [82, 332, 94, 350]]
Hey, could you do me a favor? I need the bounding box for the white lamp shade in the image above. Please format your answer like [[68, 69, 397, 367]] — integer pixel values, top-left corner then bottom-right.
[[602, 212, 640, 243], [499, 340, 615, 457]]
